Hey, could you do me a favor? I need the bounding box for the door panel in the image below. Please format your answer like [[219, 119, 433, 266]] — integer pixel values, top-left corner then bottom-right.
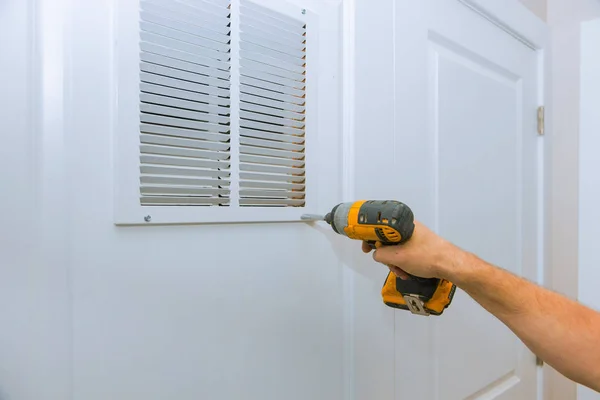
[[393, 1, 539, 399], [434, 43, 525, 399]]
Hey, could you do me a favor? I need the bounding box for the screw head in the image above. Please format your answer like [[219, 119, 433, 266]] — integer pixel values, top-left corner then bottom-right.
[[301, 8, 306, 14], [144, 215, 152, 222]]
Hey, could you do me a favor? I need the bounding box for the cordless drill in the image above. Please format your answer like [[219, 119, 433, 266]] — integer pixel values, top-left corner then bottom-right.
[[304, 200, 456, 316]]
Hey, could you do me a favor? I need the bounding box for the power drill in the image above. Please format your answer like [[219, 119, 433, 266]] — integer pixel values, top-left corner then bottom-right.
[[303, 200, 456, 316]]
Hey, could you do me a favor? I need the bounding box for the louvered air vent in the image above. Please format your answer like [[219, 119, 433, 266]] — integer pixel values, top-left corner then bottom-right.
[[238, 0, 307, 207], [138, 0, 232, 206]]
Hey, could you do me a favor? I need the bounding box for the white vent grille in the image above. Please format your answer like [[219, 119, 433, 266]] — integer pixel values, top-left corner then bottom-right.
[[138, 0, 232, 206], [116, 0, 319, 224], [238, 0, 307, 207]]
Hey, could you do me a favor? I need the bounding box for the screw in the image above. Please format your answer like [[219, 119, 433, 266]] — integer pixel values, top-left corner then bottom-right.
[[302, 8, 306, 14], [144, 215, 152, 222]]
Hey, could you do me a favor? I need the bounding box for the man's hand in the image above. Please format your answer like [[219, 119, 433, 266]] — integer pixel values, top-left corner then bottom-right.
[[361, 221, 460, 281], [359, 220, 600, 392]]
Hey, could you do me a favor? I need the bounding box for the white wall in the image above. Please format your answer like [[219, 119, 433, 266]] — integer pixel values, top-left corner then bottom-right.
[[546, 1, 600, 399], [69, 0, 345, 398], [0, 0, 346, 399], [578, 17, 600, 400]]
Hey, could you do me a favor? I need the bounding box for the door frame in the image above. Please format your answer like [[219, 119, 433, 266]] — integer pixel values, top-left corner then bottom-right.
[[578, 17, 600, 400], [341, 0, 554, 399]]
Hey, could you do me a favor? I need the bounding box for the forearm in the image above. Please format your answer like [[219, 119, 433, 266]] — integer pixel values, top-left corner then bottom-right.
[[441, 247, 600, 391]]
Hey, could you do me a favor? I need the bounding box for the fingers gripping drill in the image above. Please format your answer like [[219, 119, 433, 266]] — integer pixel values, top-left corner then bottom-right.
[[303, 200, 456, 316]]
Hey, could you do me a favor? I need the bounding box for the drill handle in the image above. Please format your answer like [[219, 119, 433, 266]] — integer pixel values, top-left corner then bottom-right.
[[368, 240, 430, 282]]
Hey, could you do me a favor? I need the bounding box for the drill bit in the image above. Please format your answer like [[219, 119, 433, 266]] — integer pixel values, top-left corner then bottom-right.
[[300, 214, 325, 221], [301, 213, 335, 225]]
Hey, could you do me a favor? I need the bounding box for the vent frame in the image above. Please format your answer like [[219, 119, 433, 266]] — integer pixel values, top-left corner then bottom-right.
[[113, 0, 320, 225]]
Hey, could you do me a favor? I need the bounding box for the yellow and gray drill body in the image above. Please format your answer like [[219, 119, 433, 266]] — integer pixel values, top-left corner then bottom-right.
[[322, 200, 456, 316]]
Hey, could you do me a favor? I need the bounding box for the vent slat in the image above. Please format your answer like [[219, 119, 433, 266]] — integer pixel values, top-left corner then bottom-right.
[[140, 83, 231, 114], [141, 96, 229, 124], [141, 11, 231, 44], [240, 145, 304, 160], [140, 134, 230, 152], [141, 52, 231, 81], [241, 15, 305, 44], [141, 154, 229, 170], [240, 84, 304, 106], [140, 73, 230, 105], [240, 93, 304, 113], [240, 6, 305, 36], [141, 186, 230, 196], [141, 175, 230, 187], [141, 196, 231, 206], [140, 92, 230, 119], [240, 154, 304, 168], [240, 59, 304, 82], [140, 123, 230, 143], [241, 33, 305, 59], [140, 21, 231, 53], [141, 165, 231, 179], [240, 180, 305, 191], [197, 0, 231, 7], [141, 144, 231, 161], [141, 63, 230, 93], [142, 32, 230, 63], [240, 49, 304, 75], [240, 172, 305, 183], [239, 198, 305, 206], [176, 0, 231, 18], [240, 102, 304, 121], [141, 102, 230, 126], [141, 42, 231, 77], [240, 67, 304, 89], [241, 26, 305, 52], [142, 0, 231, 34], [240, 75, 304, 98], [240, 93, 304, 114], [240, 41, 305, 66], [239, 189, 305, 199], [240, 136, 304, 152], [240, 128, 304, 144], [241, 1, 305, 32], [147, 0, 231, 19], [240, 162, 304, 176], [140, 114, 229, 133], [141, 113, 230, 134], [240, 119, 304, 136], [239, 110, 304, 129]]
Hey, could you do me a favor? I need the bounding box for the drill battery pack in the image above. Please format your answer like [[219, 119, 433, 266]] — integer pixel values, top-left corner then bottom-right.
[[382, 273, 456, 316]]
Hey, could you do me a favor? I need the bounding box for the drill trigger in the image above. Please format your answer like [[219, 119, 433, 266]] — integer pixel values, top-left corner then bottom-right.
[[366, 240, 383, 250]]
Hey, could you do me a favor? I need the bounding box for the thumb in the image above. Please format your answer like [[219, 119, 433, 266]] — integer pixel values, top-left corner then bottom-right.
[[373, 245, 402, 266]]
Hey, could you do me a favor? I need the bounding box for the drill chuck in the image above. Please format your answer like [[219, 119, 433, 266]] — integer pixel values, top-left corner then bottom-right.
[[324, 202, 354, 236]]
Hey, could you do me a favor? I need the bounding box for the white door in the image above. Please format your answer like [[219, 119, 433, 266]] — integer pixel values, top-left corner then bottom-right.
[[352, 1, 544, 399]]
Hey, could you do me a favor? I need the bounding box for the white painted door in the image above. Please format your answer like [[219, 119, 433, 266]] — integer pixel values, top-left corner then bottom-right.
[[352, 1, 544, 399]]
